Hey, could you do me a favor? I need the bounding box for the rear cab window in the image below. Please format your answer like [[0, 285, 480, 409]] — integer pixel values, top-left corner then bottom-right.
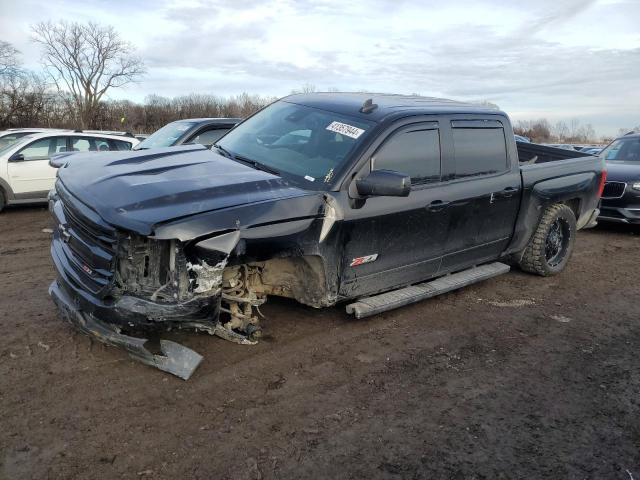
[[450, 120, 508, 178]]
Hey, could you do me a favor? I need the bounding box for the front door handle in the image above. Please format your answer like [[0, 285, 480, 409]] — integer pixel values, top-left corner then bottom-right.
[[498, 187, 518, 198], [426, 200, 451, 212]]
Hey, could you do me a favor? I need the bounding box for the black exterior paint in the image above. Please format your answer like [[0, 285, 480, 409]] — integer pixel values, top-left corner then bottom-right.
[[49, 93, 605, 333]]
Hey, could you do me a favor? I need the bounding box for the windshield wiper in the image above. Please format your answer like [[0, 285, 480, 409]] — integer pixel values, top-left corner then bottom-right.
[[235, 155, 280, 176], [212, 143, 233, 159], [213, 144, 280, 176]]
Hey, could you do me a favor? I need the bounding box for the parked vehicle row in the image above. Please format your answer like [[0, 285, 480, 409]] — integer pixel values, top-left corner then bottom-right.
[[598, 131, 640, 224], [47, 93, 606, 378], [0, 118, 241, 212], [0, 131, 139, 211], [542, 143, 604, 154]]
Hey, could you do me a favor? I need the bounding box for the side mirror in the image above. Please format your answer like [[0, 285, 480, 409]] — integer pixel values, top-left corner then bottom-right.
[[9, 153, 25, 162], [356, 169, 411, 197]]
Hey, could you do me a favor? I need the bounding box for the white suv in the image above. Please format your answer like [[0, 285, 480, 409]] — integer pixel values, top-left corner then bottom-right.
[[0, 131, 139, 211], [0, 128, 69, 150]]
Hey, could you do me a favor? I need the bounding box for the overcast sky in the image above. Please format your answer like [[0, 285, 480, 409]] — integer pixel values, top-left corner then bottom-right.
[[1, 0, 639, 136]]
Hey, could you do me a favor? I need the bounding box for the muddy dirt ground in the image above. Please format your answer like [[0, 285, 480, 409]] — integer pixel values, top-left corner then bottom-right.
[[0, 206, 639, 480]]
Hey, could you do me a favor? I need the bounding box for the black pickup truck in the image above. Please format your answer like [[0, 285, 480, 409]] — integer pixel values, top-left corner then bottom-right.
[[49, 93, 605, 379]]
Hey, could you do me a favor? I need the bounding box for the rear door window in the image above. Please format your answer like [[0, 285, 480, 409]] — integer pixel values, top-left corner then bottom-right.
[[51, 137, 68, 153], [373, 123, 441, 185], [71, 137, 94, 152], [451, 120, 508, 178], [94, 138, 112, 152]]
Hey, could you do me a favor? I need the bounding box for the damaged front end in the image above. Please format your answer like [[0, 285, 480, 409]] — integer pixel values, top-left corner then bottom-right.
[[49, 196, 268, 380]]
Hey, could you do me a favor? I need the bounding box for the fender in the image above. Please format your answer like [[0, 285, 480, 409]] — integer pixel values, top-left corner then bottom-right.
[[0, 176, 15, 201], [185, 194, 346, 308], [504, 171, 598, 256]]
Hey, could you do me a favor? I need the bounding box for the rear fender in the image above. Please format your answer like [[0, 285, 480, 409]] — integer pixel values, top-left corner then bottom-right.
[[504, 172, 598, 257]]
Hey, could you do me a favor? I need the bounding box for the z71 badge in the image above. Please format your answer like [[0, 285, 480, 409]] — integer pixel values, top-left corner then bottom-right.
[[350, 254, 379, 267]]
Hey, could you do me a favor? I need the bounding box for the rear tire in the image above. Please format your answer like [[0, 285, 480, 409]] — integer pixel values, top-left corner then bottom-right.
[[518, 204, 576, 276], [0, 189, 5, 213]]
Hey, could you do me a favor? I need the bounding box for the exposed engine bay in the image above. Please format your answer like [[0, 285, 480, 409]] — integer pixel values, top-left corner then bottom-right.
[[53, 229, 331, 380]]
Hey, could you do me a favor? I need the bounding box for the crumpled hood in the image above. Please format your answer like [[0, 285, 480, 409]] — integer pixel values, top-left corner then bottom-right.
[[56, 145, 313, 235], [605, 161, 640, 182]]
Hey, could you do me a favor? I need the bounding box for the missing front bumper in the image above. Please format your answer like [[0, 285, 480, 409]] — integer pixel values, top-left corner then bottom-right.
[[50, 280, 204, 380], [49, 278, 258, 379]]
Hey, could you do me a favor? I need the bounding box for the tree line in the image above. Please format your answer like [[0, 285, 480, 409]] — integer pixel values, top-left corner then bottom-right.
[[0, 22, 276, 133], [0, 21, 636, 139], [513, 119, 601, 144]]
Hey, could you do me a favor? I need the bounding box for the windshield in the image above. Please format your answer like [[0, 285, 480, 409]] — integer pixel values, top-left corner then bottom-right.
[[216, 101, 374, 187], [0, 132, 34, 150], [0, 135, 34, 156], [601, 137, 640, 162], [135, 121, 196, 149]]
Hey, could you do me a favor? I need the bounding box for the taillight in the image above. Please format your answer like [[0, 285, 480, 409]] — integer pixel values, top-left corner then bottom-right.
[[597, 170, 607, 198]]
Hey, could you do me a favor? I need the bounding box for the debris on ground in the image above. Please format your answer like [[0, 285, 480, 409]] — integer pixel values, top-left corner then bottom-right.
[[482, 299, 536, 308]]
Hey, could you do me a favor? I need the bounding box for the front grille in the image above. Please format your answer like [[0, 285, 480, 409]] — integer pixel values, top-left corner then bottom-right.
[[54, 184, 119, 297], [601, 182, 626, 199]]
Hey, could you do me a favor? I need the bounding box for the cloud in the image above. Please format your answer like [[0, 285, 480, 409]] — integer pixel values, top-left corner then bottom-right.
[[1, 0, 639, 134]]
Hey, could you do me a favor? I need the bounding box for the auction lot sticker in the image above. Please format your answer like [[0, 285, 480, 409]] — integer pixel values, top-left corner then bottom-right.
[[326, 121, 365, 139]]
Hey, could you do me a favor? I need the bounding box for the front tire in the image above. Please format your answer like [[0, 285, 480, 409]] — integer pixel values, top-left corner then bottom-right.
[[0, 189, 5, 213], [518, 204, 577, 276]]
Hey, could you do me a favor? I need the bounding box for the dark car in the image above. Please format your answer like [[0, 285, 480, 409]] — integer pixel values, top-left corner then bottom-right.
[[598, 132, 640, 224], [49, 93, 604, 379], [134, 118, 241, 150]]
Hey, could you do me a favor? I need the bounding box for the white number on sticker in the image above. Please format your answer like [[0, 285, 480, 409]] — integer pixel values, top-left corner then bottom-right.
[[326, 121, 365, 139]]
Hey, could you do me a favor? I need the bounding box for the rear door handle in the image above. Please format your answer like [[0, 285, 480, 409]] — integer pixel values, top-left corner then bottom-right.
[[426, 200, 451, 212]]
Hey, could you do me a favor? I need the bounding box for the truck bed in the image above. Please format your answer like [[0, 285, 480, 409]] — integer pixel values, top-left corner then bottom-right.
[[506, 145, 603, 257], [517, 142, 590, 164]]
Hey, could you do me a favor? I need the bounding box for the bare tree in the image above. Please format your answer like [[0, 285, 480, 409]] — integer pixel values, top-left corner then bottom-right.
[[0, 41, 20, 77], [0, 71, 50, 126], [31, 21, 145, 128], [291, 83, 317, 94], [553, 121, 569, 142]]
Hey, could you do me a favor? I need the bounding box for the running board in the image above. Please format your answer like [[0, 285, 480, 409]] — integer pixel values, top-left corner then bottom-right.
[[345, 262, 510, 319]]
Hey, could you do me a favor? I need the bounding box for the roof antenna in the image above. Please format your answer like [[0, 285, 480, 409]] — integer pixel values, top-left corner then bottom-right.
[[360, 98, 378, 114]]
